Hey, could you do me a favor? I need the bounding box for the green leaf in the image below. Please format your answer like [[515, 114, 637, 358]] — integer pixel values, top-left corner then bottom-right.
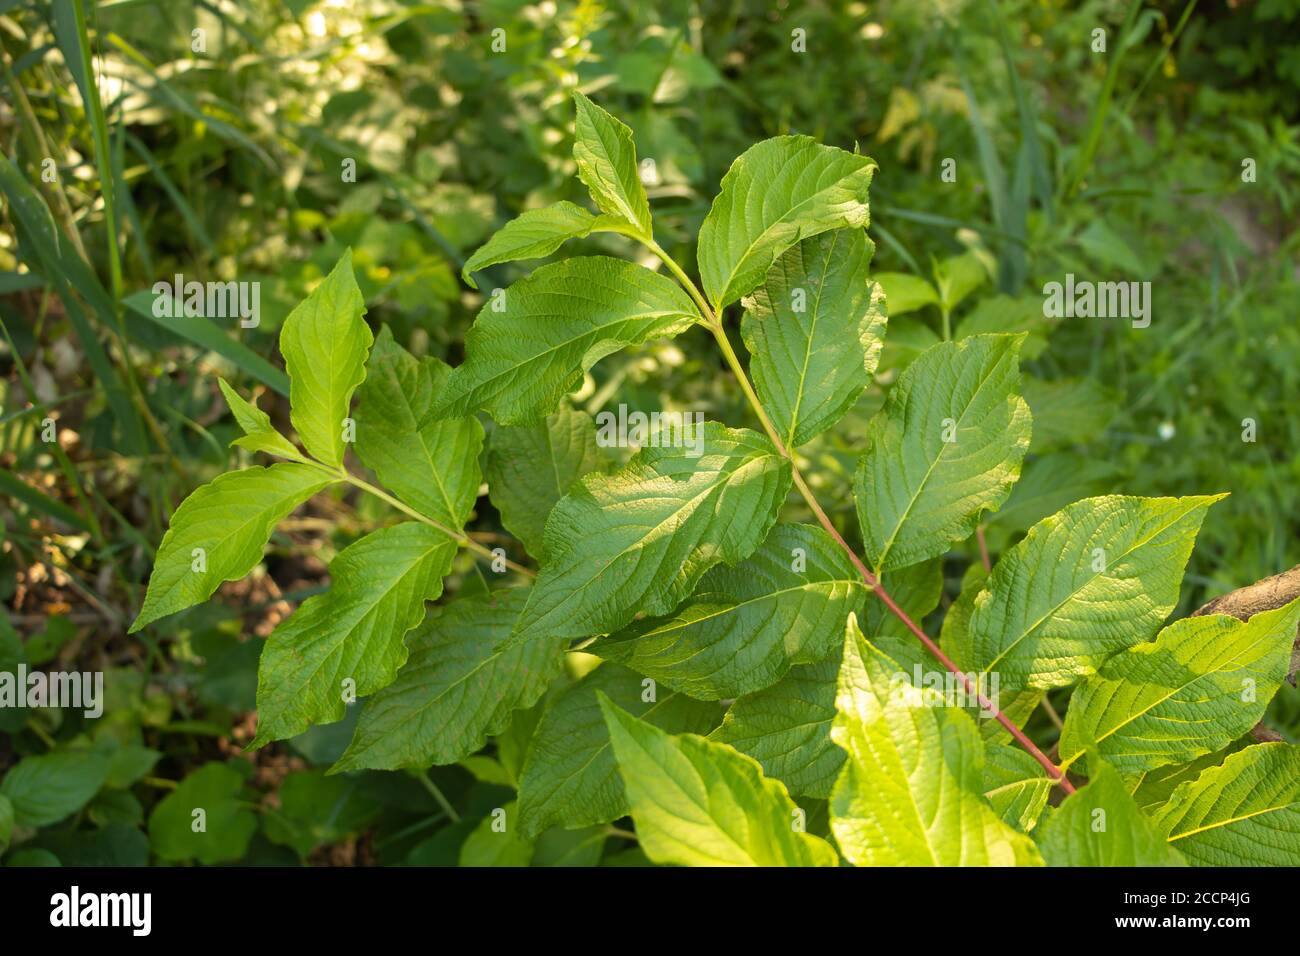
[[983, 743, 1052, 832], [874, 272, 939, 316], [252, 523, 457, 744], [863, 559, 945, 669], [572, 92, 652, 238], [697, 136, 877, 310], [934, 252, 991, 311], [0, 794, 12, 855], [968, 494, 1224, 689], [0, 752, 109, 827], [1022, 376, 1119, 452], [1036, 761, 1184, 866], [712, 560, 943, 799], [484, 404, 609, 560], [941, 562, 1044, 743], [280, 249, 373, 468], [510, 423, 791, 647], [956, 294, 1055, 360], [354, 326, 484, 528], [740, 229, 887, 448], [1152, 743, 1300, 865], [104, 744, 161, 789], [332, 590, 563, 772], [599, 694, 838, 866], [217, 379, 302, 460], [531, 825, 607, 867], [461, 201, 625, 287], [985, 453, 1123, 536], [459, 801, 536, 867], [854, 334, 1031, 572], [710, 659, 842, 799], [516, 663, 717, 836], [592, 524, 867, 699], [1060, 598, 1300, 777], [435, 257, 700, 425], [829, 616, 1043, 866], [261, 770, 376, 858], [147, 763, 257, 864], [131, 463, 337, 632]]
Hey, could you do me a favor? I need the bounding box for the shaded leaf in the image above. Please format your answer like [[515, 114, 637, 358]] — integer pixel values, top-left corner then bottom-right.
[[600, 695, 838, 866]]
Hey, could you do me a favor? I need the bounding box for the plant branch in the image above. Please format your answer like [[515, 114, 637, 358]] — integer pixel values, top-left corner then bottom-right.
[[304, 462, 536, 579], [648, 239, 1075, 793]]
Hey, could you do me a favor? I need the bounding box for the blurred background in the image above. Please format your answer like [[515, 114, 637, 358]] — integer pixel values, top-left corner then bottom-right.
[[1, 0, 1298, 865]]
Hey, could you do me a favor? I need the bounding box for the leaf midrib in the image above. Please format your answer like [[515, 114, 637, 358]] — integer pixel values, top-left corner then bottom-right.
[[872, 345, 1013, 571], [978, 498, 1206, 678]]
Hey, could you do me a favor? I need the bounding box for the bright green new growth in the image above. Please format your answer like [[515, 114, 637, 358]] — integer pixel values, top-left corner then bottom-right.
[[128, 92, 1299, 868], [829, 616, 1042, 866], [599, 693, 838, 866]]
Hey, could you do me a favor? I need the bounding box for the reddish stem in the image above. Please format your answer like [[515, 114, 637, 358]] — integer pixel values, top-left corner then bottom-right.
[[791, 474, 1076, 794], [976, 524, 992, 573]]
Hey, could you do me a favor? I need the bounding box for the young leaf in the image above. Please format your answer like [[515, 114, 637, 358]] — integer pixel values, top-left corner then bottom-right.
[[599, 695, 838, 866], [516, 663, 717, 837], [280, 250, 373, 468], [434, 257, 700, 425], [217, 378, 301, 460], [873, 272, 939, 316], [147, 763, 256, 865], [509, 423, 791, 647], [1060, 598, 1300, 777], [461, 201, 626, 287], [854, 334, 1031, 572], [740, 229, 887, 448], [131, 463, 337, 632], [983, 743, 1052, 832], [331, 589, 562, 772], [710, 659, 843, 799], [459, 802, 536, 867], [1035, 761, 1184, 866], [572, 92, 652, 238], [354, 326, 484, 529], [968, 494, 1225, 689], [829, 616, 1043, 866], [592, 524, 867, 700], [484, 404, 609, 560], [697, 136, 877, 310], [1152, 743, 1300, 866], [252, 523, 457, 745], [955, 294, 1055, 360]]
